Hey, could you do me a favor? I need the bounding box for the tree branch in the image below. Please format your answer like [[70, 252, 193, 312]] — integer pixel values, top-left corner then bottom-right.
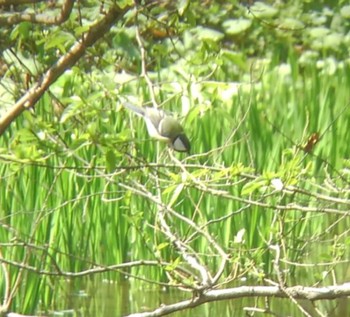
[[125, 283, 350, 317], [0, 0, 74, 25], [0, 4, 131, 136], [0, 0, 45, 4]]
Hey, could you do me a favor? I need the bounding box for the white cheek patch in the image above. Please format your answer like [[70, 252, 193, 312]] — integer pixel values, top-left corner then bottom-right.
[[173, 137, 188, 152]]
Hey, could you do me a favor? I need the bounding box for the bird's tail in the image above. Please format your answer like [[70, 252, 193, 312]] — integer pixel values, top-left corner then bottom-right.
[[123, 102, 146, 116]]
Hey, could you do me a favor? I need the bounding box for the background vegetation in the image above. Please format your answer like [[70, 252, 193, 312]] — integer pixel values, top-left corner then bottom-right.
[[1, 0, 350, 316]]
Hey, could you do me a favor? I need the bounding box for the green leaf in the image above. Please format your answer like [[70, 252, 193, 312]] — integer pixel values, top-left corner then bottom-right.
[[279, 18, 305, 30], [185, 105, 204, 126], [178, 0, 190, 16], [250, 2, 279, 19], [221, 50, 247, 70], [311, 32, 344, 50], [156, 242, 169, 251], [10, 22, 31, 41], [118, 0, 134, 8], [113, 31, 139, 59], [222, 19, 252, 35], [105, 150, 117, 172], [322, 33, 344, 48], [193, 26, 224, 42], [165, 257, 181, 271], [241, 179, 267, 196], [308, 27, 330, 39], [60, 96, 83, 123], [168, 183, 185, 208], [340, 5, 350, 19], [44, 30, 75, 52]]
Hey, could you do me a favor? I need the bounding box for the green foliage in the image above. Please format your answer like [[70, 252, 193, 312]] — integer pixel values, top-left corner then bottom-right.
[[1, 0, 350, 316]]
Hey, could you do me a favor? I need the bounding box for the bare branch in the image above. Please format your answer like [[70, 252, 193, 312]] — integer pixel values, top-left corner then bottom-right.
[[0, 0, 45, 4], [0, 249, 11, 313], [156, 207, 213, 288], [125, 283, 350, 317], [134, 9, 158, 107], [0, 256, 177, 278], [121, 180, 229, 289], [0, 4, 131, 136], [0, 0, 74, 25]]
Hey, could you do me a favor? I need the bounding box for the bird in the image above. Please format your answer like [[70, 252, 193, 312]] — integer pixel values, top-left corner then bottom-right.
[[123, 102, 191, 153]]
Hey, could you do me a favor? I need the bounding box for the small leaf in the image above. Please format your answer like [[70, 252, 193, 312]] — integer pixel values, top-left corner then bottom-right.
[[157, 242, 169, 251], [279, 18, 305, 30], [105, 150, 117, 172], [193, 27, 224, 42], [221, 50, 247, 70], [44, 30, 75, 52], [241, 179, 267, 196], [308, 27, 330, 39], [10, 22, 31, 41], [222, 19, 252, 35], [340, 5, 350, 19], [178, 0, 190, 16], [165, 257, 181, 271], [168, 183, 185, 208], [118, 0, 134, 8], [322, 33, 344, 48], [60, 96, 83, 123], [250, 2, 279, 19], [311, 32, 344, 50]]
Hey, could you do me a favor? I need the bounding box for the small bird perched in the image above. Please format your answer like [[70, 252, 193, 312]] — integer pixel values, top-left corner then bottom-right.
[[123, 102, 191, 153]]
